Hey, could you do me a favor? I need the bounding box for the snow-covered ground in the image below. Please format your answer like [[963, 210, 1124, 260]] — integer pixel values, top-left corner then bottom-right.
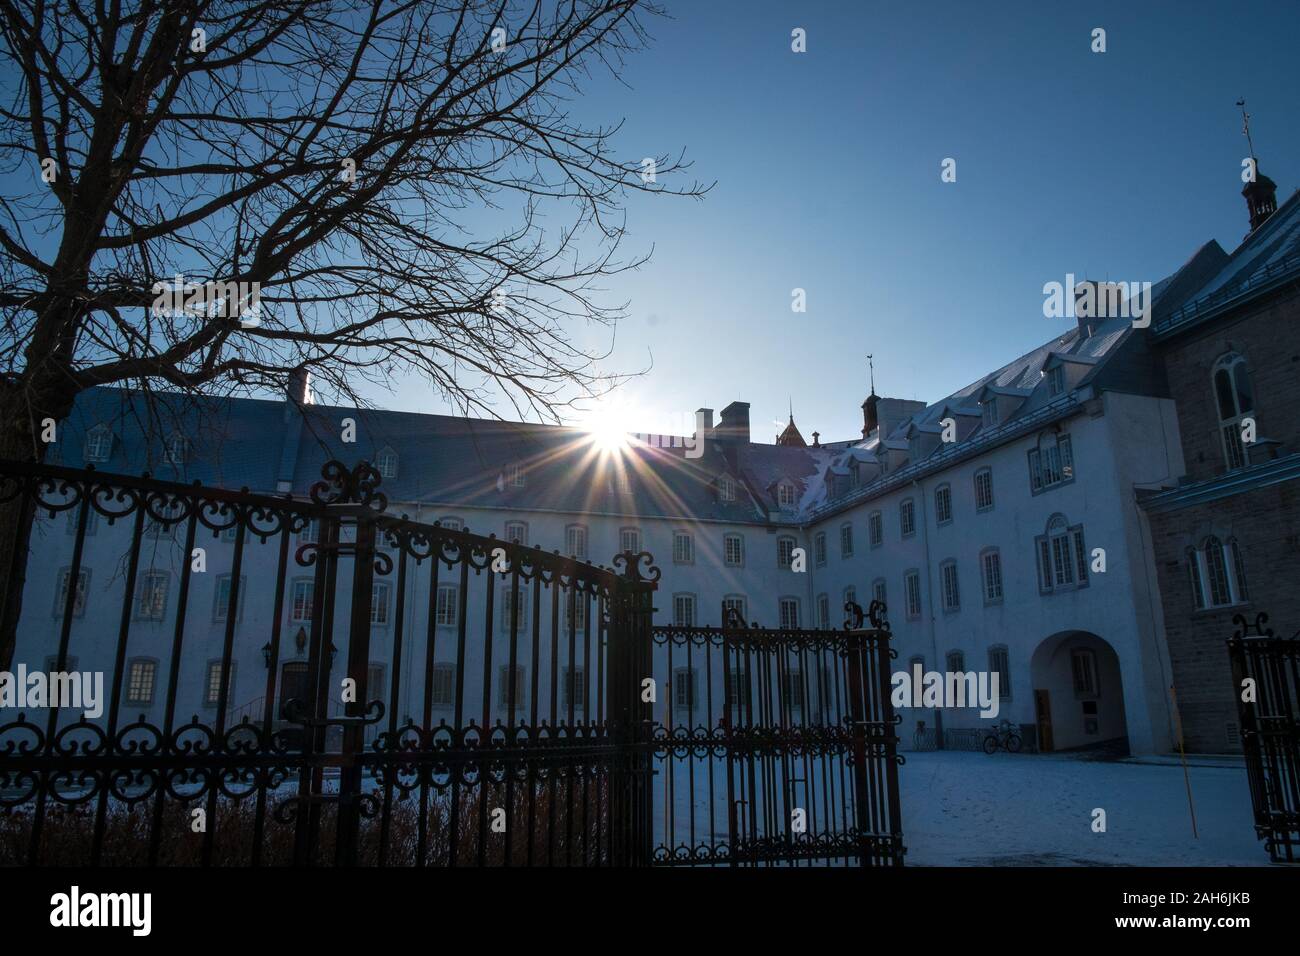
[[900, 751, 1267, 866]]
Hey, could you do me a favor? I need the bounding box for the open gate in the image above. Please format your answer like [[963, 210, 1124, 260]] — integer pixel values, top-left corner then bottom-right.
[[650, 601, 904, 866]]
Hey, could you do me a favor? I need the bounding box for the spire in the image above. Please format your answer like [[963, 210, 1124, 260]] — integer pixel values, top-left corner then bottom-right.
[[776, 402, 807, 447], [861, 353, 880, 439], [1237, 98, 1278, 236]]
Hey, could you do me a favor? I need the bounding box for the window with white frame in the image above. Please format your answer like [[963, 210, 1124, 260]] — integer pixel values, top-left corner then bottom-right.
[[974, 468, 994, 511], [213, 574, 245, 623], [435, 585, 458, 627], [843, 587, 857, 616], [376, 446, 398, 479], [620, 527, 642, 554], [673, 531, 694, 564], [872, 578, 887, 608], [431, 664, 455, 707], [940, 560, 960, 611], [298, 519, 319, 545], [1071, 648, 1099, 697], [779, 597, 800, 629], [371, 581, 391, 626], [565, 593, 587, 633], [935, 484, 953, 525], [164, 432, 188, 466], [566, 524, 588, 559], [1046, 365, 1065, 397], [673, 667, 696, 712], [504, 521, 528, 546], [610, 468, 632, 495], [499, 584, 527, 633], [54, 567, 89, 618], [1187, 536, 1248, 609], [507, 463, 525, 487], [497, 664, 526, 709], [1028, 432, 1075, 493], [438, 516, 464, 532], [869, 511, 883, 548], [980, 548, 1003, 604], [723, 595, 747, 626], [900, 499, 916, 537], [204, 660, 235, 707], [813, 532, 826, 566], [125, 659, 157, 705], [145, 499, 182, 539], [840, 522, 853, 558], [719, 475, 735, 502], [777, 535, 796, 568], [782, 670, 804, 712], [777, 481, 797, 509], [988, 645, 1011, 700], [724, 533, 744, 567], [290, 579, 315, 623], [673, 593, 696, 627], [817, 593, 830, 629], [904, 570, 921, 620], [367, 663, 386, 702], [1213, 354, 1255, 470], [1035, 514, 1088, 593], [136, 571, 169, 621], [564, 667, 586, 713], [85, 424, 113, 463]]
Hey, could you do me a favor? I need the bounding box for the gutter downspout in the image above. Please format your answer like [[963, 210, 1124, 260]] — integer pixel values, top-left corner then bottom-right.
[[913, 477, 944, 749]]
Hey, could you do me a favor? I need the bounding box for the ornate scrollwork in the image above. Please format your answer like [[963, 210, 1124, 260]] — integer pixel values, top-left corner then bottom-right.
[[867, 599, 889, 630], [612, 549, 661, 583], [309, 459, 388, 512], [1232, 611, 1273, 639], [843, 600, 865, 630]]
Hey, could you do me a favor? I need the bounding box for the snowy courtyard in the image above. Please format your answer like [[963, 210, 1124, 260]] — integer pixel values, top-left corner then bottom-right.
[[900, 751, 1268, 866]]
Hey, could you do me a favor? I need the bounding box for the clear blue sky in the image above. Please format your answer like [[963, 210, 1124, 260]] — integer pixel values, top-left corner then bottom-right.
[[364, 1, 1300, 440]]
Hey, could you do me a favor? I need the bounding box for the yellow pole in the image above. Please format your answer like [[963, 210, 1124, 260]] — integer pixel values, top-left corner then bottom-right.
[[1169, 684, 1198, 839]]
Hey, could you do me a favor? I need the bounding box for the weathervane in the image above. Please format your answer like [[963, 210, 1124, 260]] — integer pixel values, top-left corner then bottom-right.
[[1236, 98, 1256, 159], [866, 353, 876, 395]]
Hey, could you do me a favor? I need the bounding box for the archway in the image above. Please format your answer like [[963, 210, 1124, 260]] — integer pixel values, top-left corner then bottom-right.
[[1029, 631, 1128, 754]]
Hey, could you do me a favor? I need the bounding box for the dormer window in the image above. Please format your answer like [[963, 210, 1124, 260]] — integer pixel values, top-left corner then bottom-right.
[[719, 475, 736, 503], [164, 433, 188, 466], [507, 463, 525, 487], [777, 481, 797, 510], [85, 424, 113, 463], [1046, 366, 1065, 397], [982, 400, 997, 428], [376, 446, 398, 479]]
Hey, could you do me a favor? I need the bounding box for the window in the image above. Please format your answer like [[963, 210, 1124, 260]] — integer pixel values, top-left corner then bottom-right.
[[507, 463, 525, 488], [779, 597, 800, 629], [782, 671, 804, 712], [719, 475, 735, 502], [164, 432, 187, 466], [620, 527, 642, 554], [376, 446, 398, 479], [438, 516, 464, 532], [84, 425, 113, 463], [65, 508, 99, 537], [872, 578, 887, 608], [566, 525, 588, 559], [367, 663, 386, 702], [1187, 536, 1249, 609], [1071, 648, 1099, 697], [145, 499, 182, 539], [431, 664, 455, 707], [213, 574, 245, 623], [564, 667, 586, 713], [981, 549, 1003, 604], [290, 579, 315, 623], [435, 585, 458, 627], [673, 668, 696, 711], [988, 645, 1011, 700], [840, 522, 853, 558], [777, 481, 797, 509], [1046, 365, 1065, 397], [900, 499, 916, 537], [125, 659, 157, 706], [777, 535, 796, 568], [499, 584, 527, 633], [843, 587, 857, 615], [940, 560, 960, 612], [673, 593, 696, 627], [974, 468, 994, 512], [136, 571, 169, 621], [723, 595, 748, 626], [724, 533, 745, 567], [504, 521, 528, 546], [1028, 432, 1075, 493], [497, 665, 526, 709], [45, 655, 79, 673], [813, 532, 826, 566], [869, 511, 883, 548], [935, 484, 953, 525], [370, 581, 391, 626], [904, 570, 922, 620], [615, 469, 632, 495], [982, 400, 997, 428], [1213, 353, 1254, 470], [298, 519, 319, 545], [54, 567, 89, 618], [946, 650, 965, 673], [817, 593, 830, 629], [1035, 515, 1088, 593], [204, 660, 235, 707], [565, 594, 587, 633], [673, 532, 694, 564]]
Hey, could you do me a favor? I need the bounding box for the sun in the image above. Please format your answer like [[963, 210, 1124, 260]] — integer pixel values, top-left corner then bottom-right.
[[580, 400, 633, 454]]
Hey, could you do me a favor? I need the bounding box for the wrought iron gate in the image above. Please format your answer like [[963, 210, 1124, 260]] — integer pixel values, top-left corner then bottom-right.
[[1228, 612, 1300, 863], [0, 458, 655, 866], [649, 601, 904, 866]]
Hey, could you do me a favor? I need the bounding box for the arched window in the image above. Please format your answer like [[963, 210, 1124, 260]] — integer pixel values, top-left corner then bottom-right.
[[1187, 535, 1249, 609], [1036, 514, 1088, 593], [777, 535, 797, 568], [376, 446, 398, 479], [1028, 431, 1074, 492], [85, 424, 113, 463], [1213, 353, 1254, 470]]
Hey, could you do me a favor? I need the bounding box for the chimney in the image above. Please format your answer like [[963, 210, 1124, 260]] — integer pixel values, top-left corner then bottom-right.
[[861, 392, 879, 439], [717, 401, 750, 445], [287, 367, 314, 407], [811, 430, 820, 448], [695, 407, 713, 442], [1242, 166, 1278, 236]]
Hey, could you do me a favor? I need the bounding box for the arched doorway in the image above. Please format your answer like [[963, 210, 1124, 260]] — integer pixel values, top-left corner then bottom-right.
[[1029, 631, 1128, 753]]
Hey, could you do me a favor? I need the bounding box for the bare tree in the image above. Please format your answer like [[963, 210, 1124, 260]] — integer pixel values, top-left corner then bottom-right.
[[0, 0, 707, 665]]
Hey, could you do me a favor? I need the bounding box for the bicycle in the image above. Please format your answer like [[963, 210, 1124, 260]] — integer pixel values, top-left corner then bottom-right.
[[982, 720, 1022, 754]]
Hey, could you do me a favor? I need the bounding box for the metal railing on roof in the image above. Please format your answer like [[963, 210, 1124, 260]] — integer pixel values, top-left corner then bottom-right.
[[805, 395, 1080, 521], [1155, 252, 1300, 337]]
